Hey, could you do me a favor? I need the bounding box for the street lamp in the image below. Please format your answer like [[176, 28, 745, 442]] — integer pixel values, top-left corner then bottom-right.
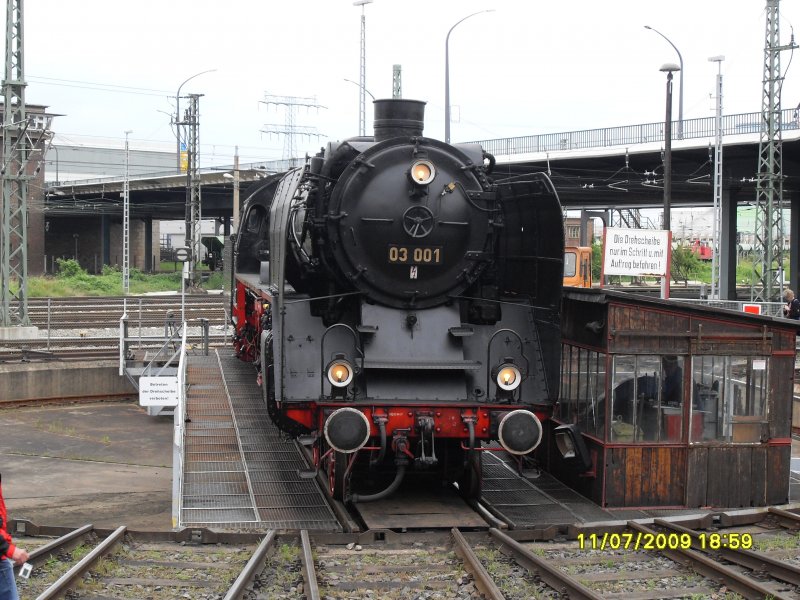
[[660, 62, 680, 300], [354, 0, 374, 137], [645, 25, 684, 139], [48, 144, 59, 185], [445, 10, 494, 143], [175, 69, 216, 173], [343, 78, 376, 101]]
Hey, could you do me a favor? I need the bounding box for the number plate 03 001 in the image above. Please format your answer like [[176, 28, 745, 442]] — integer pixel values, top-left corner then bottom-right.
[[387, 245, 442, 265]]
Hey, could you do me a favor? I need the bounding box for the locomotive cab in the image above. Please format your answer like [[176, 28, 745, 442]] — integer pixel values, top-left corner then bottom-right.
[[232, 99, 564, 503]]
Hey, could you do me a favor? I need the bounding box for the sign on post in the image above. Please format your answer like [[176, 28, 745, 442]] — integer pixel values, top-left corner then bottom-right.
[[175, 246, 191, 262], [603, 228, 671, 277]]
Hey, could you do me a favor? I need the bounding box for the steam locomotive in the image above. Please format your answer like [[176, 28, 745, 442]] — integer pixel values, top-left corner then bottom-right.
[[231, 99, 565, 503]]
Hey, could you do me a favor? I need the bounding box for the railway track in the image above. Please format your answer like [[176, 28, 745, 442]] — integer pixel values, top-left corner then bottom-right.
[[11, 507, 800, 600], [1, 296, 231, 361]]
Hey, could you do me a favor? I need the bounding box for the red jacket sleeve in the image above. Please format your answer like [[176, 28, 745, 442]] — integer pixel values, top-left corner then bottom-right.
[[0, 476, 15, 559]]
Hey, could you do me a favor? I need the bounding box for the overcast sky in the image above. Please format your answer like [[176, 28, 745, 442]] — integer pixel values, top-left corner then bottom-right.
[[22, 0, 800, 168]]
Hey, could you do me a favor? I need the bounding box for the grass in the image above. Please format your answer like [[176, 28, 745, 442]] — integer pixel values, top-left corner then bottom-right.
[[12, 259, 224, 297], [753, 534, 800, 551]]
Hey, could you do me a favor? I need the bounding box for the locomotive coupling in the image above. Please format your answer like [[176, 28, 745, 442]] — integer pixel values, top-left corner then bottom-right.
[[323, 408, 371, 454], [497, 410, 543, 455]]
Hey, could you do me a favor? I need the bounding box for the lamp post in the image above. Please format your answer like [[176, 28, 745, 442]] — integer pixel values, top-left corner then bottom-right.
[[353, 0, 374, 137], [645, 26, 684, 139], [343, 78, 376, 101], [445, 10, 494, 143], [660, 62, 680, 300], [48, 144, 59, 185], [175, 69, 216, 173]]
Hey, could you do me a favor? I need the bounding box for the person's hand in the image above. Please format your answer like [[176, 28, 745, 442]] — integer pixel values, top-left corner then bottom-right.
[[11, 547, 28, 566]]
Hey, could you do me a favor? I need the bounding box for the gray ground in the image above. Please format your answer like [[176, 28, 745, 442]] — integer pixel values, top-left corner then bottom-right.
[[1, 401, 174, 530]]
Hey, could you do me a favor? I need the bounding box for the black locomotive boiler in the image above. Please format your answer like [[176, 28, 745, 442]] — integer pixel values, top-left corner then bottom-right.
[[231, 99, 565, 502]]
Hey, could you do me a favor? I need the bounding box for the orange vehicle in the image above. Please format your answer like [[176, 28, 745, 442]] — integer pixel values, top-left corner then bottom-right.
[[563, 246, 592, 288]]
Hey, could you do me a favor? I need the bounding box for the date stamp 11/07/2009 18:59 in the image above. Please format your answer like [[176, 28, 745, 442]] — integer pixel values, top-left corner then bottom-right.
[[577, 532, 754, 551]]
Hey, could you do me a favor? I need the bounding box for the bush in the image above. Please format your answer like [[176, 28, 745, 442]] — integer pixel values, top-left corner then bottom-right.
[[55, 258, 85, 278]]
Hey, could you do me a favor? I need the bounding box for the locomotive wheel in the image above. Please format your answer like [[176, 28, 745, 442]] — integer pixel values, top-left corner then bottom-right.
[[327, 450, 351, 502], [457, 450, 483, 500]]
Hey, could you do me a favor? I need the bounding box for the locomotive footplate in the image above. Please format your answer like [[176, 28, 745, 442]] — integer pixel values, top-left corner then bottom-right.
[[354, 483, 487, 530]]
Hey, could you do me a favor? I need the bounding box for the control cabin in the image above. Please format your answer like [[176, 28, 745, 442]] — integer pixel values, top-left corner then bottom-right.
[[541, 288, 798, 508]]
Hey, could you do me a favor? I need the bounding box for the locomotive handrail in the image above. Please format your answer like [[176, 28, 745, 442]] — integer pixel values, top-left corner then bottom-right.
[[282, 290, 362, 304]]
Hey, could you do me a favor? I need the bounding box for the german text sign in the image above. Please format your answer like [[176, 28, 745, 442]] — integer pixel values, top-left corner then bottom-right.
[[604, 228, 670, 277], [139, 376, 179, 407]]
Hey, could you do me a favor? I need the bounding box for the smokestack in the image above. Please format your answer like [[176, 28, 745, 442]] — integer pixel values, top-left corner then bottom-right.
[[373, 99, 425, 142]]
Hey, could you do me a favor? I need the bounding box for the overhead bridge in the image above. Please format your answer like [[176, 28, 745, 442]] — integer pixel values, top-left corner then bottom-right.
[[42, 108, 800, 296]]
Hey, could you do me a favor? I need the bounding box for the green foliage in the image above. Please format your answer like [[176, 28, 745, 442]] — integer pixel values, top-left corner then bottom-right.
[[22, 267, 221, 297], [670, 245, 702, 285], [55, 258, 85, 278], [591, 241, 602, 280]]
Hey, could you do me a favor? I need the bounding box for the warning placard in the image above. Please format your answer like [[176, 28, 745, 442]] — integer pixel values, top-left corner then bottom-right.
[[139, 376, 179, 407], [603, 228, 670, 277]]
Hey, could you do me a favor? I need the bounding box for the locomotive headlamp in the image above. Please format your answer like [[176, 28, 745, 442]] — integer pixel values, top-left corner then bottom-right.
[[496, 363, 522, 391], [409, 160, 436, 185], [326, 359, 354, 388]]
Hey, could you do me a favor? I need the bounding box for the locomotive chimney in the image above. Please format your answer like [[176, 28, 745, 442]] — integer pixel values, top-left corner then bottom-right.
[[373, 99, 426, 142]]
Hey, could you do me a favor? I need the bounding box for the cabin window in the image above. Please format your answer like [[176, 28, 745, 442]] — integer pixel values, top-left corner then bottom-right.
[[610, 354, 685, 443], [690, 356, 768, 443], [559, 344, 606, 439], [246, 205, 266, 234], [564, 252, 577, 277]]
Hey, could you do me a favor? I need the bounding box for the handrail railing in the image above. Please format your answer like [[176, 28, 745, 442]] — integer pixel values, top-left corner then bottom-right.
[[471, 108, 799, 157], [173, 325, 188, 529], [673, 298, 786, 318]]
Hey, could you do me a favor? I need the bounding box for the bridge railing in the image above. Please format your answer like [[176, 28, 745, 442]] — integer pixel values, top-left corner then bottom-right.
[[672, 298, 786, 318], [473, 109, 798, 157]]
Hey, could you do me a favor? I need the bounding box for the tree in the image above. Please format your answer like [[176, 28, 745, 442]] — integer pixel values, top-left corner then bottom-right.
[[591, 241, 602, 281], [670, 245, 702, 286]]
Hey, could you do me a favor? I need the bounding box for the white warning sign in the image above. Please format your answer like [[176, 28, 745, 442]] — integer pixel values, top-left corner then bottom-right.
[[139, 376, 179, 407], [603, 228, 670, 277]]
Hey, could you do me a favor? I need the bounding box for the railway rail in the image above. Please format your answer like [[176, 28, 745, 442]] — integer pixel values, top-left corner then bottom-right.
[[10, 506, 800, 600], [1, 296, 231, 362]]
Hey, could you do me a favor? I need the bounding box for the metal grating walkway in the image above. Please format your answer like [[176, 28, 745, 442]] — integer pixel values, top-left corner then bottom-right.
[[180, 351, 341, 531], [480, 448, 615, 527]]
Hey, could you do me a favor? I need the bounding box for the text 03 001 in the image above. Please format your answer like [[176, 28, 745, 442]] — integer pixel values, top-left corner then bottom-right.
[[388, 245, 442, 265]]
